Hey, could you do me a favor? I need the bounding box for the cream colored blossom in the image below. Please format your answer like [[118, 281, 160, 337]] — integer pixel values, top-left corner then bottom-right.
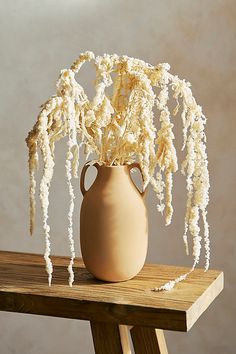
[[26, 52, 210, 289]]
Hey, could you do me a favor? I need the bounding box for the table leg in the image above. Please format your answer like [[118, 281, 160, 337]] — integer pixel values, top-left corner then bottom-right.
[[130, 326, 168, 354], [90, 322, 132, 354]]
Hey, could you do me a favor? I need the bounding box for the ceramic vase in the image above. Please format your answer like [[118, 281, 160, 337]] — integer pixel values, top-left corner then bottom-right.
[[80, 161, 148, 282]]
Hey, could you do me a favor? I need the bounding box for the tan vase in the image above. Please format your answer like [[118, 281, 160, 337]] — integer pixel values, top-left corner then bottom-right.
[[80, 161, 148, 282]]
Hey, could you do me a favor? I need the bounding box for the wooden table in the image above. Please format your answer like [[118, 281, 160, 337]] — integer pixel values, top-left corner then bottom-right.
[[0, 251, 223, 354]]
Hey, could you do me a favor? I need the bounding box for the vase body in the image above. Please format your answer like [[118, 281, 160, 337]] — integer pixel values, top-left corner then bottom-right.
[[80, 163, 148, 282]]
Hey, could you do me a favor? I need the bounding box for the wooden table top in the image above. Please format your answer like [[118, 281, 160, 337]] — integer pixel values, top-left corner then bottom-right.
[[0, 251, 223, 332]]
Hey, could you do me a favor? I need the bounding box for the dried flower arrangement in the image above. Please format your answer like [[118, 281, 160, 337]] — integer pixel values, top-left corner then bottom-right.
[[26, 51, 210, 291]]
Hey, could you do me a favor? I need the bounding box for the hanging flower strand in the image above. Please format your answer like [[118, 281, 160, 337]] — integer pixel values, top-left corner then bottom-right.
[[26, 52, 210, 290]]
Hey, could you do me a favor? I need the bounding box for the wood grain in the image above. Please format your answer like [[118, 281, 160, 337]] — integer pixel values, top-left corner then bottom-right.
[[90, 322, 131, 354], [0, 251, 223, 331], [131, 327, 168, 354]]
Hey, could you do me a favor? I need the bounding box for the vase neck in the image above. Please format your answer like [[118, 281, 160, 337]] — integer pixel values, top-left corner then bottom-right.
[[96, 165, 130, 181]]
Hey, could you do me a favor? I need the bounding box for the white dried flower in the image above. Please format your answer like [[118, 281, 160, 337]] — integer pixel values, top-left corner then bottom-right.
[[26, 52, 210, 290]]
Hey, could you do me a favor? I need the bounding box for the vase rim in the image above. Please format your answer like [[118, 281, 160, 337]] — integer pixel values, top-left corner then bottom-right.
[[97, 163, 130, 168]]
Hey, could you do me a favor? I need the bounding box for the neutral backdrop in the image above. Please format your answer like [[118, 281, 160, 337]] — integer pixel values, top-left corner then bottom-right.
[[0, 0, 235, 353]]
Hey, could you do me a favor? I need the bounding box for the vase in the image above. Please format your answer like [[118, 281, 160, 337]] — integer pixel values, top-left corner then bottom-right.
[[80, 161, 148, 282]]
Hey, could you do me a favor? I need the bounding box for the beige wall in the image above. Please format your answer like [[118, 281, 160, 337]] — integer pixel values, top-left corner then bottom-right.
[[0, 0, 235, 353]]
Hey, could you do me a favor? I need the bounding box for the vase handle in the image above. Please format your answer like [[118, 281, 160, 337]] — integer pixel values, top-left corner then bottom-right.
[[80, 161, 97, 196], [128, 162, 146, 198]]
